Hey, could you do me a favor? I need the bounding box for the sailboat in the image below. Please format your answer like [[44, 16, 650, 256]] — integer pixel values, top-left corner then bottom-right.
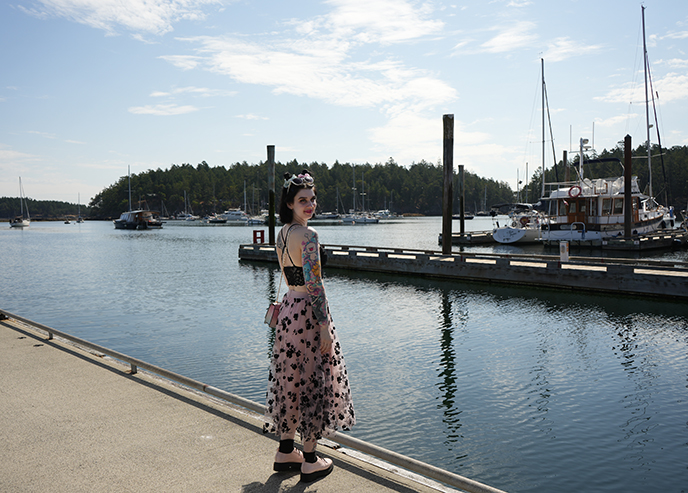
[[538, 7, 672, 246], [113, 167, 163, 229], [76, 193, 84, 223], [9, 177, 31, 228]]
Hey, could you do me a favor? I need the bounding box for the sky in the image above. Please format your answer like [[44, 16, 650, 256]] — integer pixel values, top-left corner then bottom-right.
[[1, 0, 687, 205]]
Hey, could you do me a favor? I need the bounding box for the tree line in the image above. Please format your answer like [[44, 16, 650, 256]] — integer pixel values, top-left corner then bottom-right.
[[4, 144, 687, 220], [87, 159, 515, 219], [0, 197, 89, 221]]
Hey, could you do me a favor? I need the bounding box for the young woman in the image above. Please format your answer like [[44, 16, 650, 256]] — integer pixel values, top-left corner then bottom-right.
[[265, 171, 355, 482]]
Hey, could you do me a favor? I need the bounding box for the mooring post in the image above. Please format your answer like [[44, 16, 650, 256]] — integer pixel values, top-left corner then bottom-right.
[[442, 115, 454, 254], [267, 145, 276, 245], [459, 164, 465, 235], [624, 135, 632, 239]]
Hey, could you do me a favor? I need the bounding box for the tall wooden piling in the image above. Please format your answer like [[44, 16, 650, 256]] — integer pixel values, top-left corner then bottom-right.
[[442, 115, 454, 255], [458, 165, 465, 235], [624, 135, 632, 239], [267, 145, 276, 245]]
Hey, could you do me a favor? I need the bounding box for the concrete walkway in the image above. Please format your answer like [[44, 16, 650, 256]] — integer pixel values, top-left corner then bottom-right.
[[0, 318, 456, 493]]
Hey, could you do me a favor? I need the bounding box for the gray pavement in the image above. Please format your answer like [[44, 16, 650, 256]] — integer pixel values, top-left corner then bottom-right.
[[0, 318, 456, 493]]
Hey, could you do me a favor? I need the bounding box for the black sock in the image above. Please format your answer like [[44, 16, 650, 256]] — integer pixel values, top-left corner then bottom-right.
[[279, 439, 294, 454], [303, 451, 317, 463]]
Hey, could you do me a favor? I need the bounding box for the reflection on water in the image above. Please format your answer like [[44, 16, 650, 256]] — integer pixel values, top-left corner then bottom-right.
[[1, 220, 686, 493]]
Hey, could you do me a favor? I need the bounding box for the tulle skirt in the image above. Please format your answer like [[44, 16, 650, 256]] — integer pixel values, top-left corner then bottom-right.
[[265, 290, 355, 442]]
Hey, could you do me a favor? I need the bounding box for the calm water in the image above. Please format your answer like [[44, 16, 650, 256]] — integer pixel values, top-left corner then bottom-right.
[[2, 218, 687, 493]]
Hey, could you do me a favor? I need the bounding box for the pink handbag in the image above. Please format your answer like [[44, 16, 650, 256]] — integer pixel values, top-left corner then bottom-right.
[[264, 301, 281, 329]]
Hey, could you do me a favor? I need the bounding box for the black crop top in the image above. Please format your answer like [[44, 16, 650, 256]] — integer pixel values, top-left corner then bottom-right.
[[281, 226, 306, 286], [283, 265, 305, 286]]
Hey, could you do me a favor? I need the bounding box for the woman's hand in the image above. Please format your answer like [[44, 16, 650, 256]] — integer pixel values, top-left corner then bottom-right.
[[320, 325, 333, 355]]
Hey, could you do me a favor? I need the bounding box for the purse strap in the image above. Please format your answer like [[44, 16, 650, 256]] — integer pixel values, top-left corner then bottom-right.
[[275, 225, 294, 301]]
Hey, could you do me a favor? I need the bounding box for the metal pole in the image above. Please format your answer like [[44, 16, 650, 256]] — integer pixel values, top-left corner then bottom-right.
[[442, 114, 454, 254], [624, 135, 632, 239], [267, 145, 276, 245]]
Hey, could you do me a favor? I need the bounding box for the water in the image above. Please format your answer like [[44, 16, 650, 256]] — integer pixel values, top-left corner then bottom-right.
[[2, 218, 687, 493]]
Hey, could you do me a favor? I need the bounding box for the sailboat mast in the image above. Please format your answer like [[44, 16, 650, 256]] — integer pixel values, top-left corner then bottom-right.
[[19, 177, 23, 216], [541, 58, 546, 198], [642, 5, 653, 198], [127, 165, 132, 212]]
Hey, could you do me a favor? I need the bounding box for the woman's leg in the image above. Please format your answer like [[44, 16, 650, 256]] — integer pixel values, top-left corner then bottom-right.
[[300, 437, 333, 482]]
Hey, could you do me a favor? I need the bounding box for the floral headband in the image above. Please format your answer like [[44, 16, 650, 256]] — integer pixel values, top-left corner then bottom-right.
[[283, 172, 314, 190]]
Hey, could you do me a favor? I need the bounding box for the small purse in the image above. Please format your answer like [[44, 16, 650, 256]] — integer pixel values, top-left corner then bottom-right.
[[264, 301, 281, 329]]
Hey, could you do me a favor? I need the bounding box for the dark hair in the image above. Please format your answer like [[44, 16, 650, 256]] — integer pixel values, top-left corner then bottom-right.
[[279, 170, 317, 224]]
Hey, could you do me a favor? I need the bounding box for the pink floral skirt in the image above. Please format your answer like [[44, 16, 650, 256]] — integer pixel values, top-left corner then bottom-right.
[[265, 290, 355, 442]]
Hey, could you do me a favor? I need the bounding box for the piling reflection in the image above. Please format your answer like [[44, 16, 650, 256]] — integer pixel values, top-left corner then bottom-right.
[[437, 291, 467, 455]]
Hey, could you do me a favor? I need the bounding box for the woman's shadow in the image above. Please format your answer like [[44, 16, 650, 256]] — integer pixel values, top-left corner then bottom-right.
[[241, 471, 308, 492]]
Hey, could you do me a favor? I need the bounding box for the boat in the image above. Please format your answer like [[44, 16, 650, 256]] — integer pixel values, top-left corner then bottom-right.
[[341, 214, 379, 224], [113, 167, 164, 229], [202, 214, 227, 224], [539, 7, 675, 247], [9, 177, 30, 228], [114, 210, 164, 230], [220, 209, 249, 223], [491, 203, 542, 244]]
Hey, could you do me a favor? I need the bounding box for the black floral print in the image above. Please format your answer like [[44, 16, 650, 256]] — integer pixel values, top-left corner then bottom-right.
[[265, 291, 355, 441]]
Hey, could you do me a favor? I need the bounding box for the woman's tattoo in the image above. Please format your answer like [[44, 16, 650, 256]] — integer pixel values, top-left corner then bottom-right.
[[301, 230, 328, 325]]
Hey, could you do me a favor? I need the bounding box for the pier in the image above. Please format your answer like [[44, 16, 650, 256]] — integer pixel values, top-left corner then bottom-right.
[[0, 310, 506, 493], [239, 243, 688, 300]]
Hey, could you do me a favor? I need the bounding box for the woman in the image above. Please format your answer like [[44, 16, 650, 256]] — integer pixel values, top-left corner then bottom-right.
[[265, 170, 356, 483]]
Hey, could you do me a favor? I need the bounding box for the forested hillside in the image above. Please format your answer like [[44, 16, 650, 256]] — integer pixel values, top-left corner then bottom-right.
[[88, 159, 515, 219], [0, 197, 89, 220]]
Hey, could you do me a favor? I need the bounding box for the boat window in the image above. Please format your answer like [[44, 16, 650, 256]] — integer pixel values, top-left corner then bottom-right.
[[579, 200, 586, 213], [589, 199, 597, 216], [613, 198, 624, 215], [602, 198, 612, 215], [559, 200, 567, 215], [568, 201, 577, 214], [633, 198, 639, 212]]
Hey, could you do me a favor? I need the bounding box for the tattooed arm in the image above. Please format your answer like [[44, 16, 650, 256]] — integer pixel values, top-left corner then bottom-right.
[[301, 228, 329, 326]]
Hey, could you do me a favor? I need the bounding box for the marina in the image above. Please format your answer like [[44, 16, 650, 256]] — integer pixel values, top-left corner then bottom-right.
[[2, 218, 687, 493]]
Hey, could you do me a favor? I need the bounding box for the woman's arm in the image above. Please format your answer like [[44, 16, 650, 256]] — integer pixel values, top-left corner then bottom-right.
[[301, 229, 329, 326]]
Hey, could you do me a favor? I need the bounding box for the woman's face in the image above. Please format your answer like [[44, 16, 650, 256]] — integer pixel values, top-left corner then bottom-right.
[[288, 188, 317, 223]]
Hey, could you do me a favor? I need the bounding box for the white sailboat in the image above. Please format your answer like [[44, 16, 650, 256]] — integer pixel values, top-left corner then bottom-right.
[[9, 177, 31, 228]]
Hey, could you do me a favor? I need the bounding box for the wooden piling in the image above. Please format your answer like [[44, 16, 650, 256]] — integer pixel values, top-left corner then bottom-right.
[[267, 145, 276, 245], [442, 115, 454, 255], [624, 135, 632, 239], [458, 164, 465, 235]]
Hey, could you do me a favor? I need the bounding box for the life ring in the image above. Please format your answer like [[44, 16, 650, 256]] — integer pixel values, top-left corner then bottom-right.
[[519, 216, 529, 227], [569, 185, 582, 198]]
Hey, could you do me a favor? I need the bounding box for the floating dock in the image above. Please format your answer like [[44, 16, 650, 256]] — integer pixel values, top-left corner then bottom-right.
[[239, 243, 688, 300]]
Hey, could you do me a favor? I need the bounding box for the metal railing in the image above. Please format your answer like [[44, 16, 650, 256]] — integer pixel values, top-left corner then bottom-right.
[[1, 308, 506, 493]]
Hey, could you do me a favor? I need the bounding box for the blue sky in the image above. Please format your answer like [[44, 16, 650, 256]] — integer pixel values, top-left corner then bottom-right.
[[1, 0, 687, 205]]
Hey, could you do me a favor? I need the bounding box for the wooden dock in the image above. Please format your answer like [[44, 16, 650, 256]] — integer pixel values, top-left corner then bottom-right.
[[239, 243, 688, 300]]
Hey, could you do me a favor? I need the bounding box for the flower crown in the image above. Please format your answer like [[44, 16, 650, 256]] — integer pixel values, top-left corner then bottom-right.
[[283, 172, 314, 190]]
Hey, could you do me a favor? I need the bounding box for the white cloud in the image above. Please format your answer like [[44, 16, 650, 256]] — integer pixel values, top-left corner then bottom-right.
[[159, 55, 204, 70], [21, 0, 220, 35], [128, 103, 200, 115], [236, 114, 268, 120], [593, 114, 638, 128], [322, 0, 444, 45], [597, 72, 688, 104], [480, 21, 538, 54], [27, 130, 57, 139], [542, 37, 603, 63], [150, 86, 236, 97], [179, 35, 456, 112]]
